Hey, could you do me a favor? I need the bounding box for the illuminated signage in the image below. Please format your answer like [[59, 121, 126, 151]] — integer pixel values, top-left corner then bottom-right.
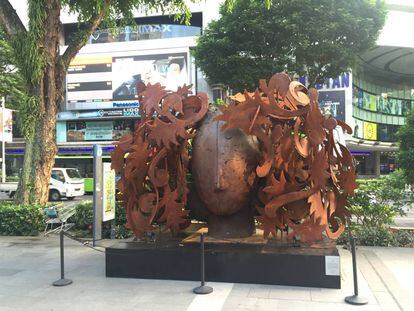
[[67, 52, 189, 111]]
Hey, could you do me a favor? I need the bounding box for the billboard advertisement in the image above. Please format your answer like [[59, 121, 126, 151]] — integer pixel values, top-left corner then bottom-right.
[[363, 121, 377, 141], [66, 120, 136, 142], [353, 119, 364, 139], [318, 90, 346, 121], [67, 52, 189, 110], [102, 162, 115, 222], [353, 86, 412, 116], [0, 108, 13, 142]]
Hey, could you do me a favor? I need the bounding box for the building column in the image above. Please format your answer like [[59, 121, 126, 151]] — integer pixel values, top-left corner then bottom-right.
[[374, 151, 381, 177]]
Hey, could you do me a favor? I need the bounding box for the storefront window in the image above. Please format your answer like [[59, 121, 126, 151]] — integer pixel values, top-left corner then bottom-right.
[[66, 120, 136, 142], [380, 153, 397, 174], [377, 124, 399, 142], [354, 153, 376, 176]]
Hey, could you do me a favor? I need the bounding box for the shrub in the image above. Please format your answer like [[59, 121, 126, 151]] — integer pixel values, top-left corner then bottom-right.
[[337, 226, 414, 247], [353, 226, 396, 247], [392, 229, 414, 247], [107, 204, 133, 239], [70, 201, 94, 231], [69, 201, 132, 239], [0, 203, 45, 236], [348, 170, 413, 227]]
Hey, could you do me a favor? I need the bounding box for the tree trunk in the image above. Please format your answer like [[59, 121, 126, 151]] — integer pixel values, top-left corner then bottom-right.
[[31, 0, 61, 205], [31, 74, 59, 205], [15, 0, 62, 205], [14, 138, 35, 204]]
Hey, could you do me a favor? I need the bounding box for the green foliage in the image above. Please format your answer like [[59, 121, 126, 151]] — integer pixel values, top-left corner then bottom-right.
[[353, 226, 397, 247], [393, 229, 414, 247], [69, 200, 132, 239], [13, 0, 47, 86], [339, 170, 414, 248], [0, 202, 45, 236], [0, 29, 26, 109], [5, 0, 47, 141], [397, 110, 414, 184], [193, 0, 386, 91], [62, 0, 193, 34], [107, 203, 133, 239], [18, 95, 40, 140], [0, 26, 38, 140], [337, 227, 414, 247], [70, 200, 94, 230], [348, 170, 413, 227], [213, 98, 226, 107]]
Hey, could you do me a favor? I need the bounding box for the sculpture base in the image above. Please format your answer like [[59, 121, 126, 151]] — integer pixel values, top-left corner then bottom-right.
[[106, 228, 340, 289]]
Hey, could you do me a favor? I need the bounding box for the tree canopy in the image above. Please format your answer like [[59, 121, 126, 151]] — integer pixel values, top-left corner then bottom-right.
[[0, 29, 25, 110], [397, 111, 414, 184], [193, 0, 386, 92]]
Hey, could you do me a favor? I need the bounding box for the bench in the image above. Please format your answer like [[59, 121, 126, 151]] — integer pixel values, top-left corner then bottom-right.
[[44, 202, 77, 236]]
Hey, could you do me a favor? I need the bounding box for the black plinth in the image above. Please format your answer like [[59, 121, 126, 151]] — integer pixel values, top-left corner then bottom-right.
[[106, 237, 341, 289]]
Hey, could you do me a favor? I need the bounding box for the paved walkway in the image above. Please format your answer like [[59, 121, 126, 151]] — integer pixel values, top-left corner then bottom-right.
[[0, 236, 412, 311]]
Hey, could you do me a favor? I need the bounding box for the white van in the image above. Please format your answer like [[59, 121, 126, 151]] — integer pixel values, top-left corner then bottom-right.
[[49, 168, 85, 201], [0, 167, 84, 201]]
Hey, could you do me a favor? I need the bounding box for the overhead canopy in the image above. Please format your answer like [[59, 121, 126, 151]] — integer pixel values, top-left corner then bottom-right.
[[359, 46, 414, 87]]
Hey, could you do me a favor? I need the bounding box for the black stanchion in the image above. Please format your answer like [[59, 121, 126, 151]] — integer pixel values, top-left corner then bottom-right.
[[193, 233, 213, 294], [345, 226, 367, 305], [53, 230, 73, 287]]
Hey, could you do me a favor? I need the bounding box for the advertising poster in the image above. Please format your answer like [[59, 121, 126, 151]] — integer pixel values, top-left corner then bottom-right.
[[67, 52, 188, 110], [66, 119, 136, 142], [67, 55, 113, 103], [85, 121, 113, 141], [377, 97, 411, 116], [318, 90, 346, 121], [0, 108, 13, 142], [363, 121, 377, 141], [362, 92, 377, 112], [353, 87, 412, 116], [353, 119, 364, 139], [102, 162, 115, 222], [111, 54, 188, 100]]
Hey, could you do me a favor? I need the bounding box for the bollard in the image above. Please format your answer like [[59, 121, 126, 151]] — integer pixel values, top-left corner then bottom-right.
[[193, 233, 213, 294], [345, 231, 367, 305], [52, 230, 73, 286]]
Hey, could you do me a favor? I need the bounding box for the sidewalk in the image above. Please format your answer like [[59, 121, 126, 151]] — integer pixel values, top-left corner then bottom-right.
[[0, 236, 412, 311]]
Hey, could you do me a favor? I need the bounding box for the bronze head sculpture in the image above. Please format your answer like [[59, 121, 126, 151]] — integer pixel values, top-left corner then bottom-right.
[[111, 73, 357, 243]]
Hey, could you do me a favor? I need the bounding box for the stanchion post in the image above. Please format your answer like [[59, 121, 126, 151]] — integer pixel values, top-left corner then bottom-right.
[[53, 230, 73, 287], [345, 223, 367, 305], [193, 233, 213, 294]]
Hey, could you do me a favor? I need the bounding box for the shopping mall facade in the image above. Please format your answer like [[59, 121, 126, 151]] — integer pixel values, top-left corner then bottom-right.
[[5, 0, 414, 181]]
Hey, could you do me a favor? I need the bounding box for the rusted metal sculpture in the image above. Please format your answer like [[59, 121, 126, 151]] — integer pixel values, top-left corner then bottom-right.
[[111, 73, 357, 243], [191, 111, 260, 238], [215, 73, 357, 241], [111, 82, 208, 237]]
